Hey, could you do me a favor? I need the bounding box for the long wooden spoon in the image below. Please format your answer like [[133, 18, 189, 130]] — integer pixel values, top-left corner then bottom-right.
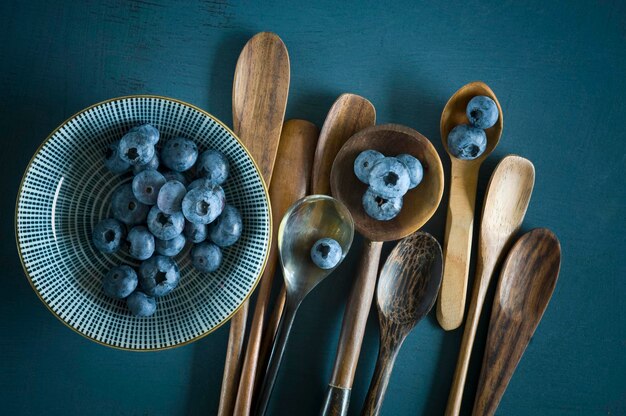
[[323, 124, 444, 416], [437, 81, 503, 331], [233, 120, 319, 415], [256, 93, 375, 393], [255, 195, 355, 416], [445, 155, 535, 416], [472, 228, 561, 416], [361, 232, 443, 416], [217, 31, 290, 416]]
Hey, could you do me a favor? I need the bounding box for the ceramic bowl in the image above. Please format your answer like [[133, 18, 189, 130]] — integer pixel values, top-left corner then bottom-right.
[[15, 96, 271, 350]]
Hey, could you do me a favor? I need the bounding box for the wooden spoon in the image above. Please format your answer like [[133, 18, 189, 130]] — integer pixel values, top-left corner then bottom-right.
[[472, 228, 561, 416], [233, 119, 319, 415], [255, 195, 355, 416], [256, 93, 375, 395], [322, 124, 444, 416], [437, 81, 503, 331], [445, 155, 535, 416], [361, 232, 443, 416], [217, 31, 290, 416]]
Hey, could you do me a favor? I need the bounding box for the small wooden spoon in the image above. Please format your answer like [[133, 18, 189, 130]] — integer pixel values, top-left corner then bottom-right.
[[322, 124, 444, 416], [445, 155, 534, 416], [437, 81, 503, 331], [255, 195, 354, 416], [256, 93, 375, 395], [233, 120, 318, 415], [218, 31, 290, 416], [361, 232, 443, 416], [472, 228, 561, 416]]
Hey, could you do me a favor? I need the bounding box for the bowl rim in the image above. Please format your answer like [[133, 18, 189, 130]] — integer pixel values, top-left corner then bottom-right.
[[14, 94, 272, 351]]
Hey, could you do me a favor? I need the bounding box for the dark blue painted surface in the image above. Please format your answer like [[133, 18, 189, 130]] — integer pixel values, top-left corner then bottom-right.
[[1, 1, 625, 415]]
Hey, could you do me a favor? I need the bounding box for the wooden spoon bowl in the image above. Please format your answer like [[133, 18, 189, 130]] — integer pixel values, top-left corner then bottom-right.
[[331, 124, 444, 242]]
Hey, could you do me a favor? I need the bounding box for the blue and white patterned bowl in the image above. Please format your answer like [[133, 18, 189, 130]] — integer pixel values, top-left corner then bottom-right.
[[15, 96, 271, 350]]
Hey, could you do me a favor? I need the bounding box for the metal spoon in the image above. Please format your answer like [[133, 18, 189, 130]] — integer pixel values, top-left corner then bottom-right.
[[322, 124, 444, 416], [255, 195, 354, 416], [218, 31, 290, 416], [438, 81, 503, 331], [361, 232, 443, 416], [473, 228, 561, 416], [445, 155, 535, 416]]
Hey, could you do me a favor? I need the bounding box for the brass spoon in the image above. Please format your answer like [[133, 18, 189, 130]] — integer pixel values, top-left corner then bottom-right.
[[255, 195, 354, 416], [473, 228, 561, 416], [322, 124, 444, 416], [254, 93, 375, 405], [445, 155, 535, 416], [361, 232, 443, 416], [437, 81, 503, 331], [218, 31, 290, 416]]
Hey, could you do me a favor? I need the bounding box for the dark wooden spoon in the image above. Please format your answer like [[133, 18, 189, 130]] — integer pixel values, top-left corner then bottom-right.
[[322, 124, 444, 416], [361, 232, 443, 416], [472, 228, 561, 416]]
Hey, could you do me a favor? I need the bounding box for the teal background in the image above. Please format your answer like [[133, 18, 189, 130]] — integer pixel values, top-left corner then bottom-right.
[[1, 0, 625, 415]]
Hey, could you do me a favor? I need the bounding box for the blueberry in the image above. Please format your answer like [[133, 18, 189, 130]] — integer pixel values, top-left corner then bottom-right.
[[157, 180, 187, 214], [182, 187, 225, 224], [119, 131, 155, 165], [396, 154, 423, 189], [466, 96, 499, 129], [147, 206, 184, 240], [129, 123, 159, 145], [155, 234, 187, 257], [132, 170, 166, 205], [102, 265, 138, 299], [447, 124, 487, 160], [161, 137, 198, 172], [310, 238, 342, 269], [111, 184, 150, 225], [354, 150, 384, 184], [209, 204, 243, 247], [184, 221, 208, 243], [104, 140, 131, 174], [127, 226, 155, 260], [92, 218, 125, 253], [161, 170, 188, 186], [191, 242, 222, 272], [362, 187, 403, 220], [139, 255, 180, 297], [368, 157, 411, 198], [133, 150, 160, 174], [126, 291, 157, 317], [196, 150, 229, 185], [187, 179, 226, 201]]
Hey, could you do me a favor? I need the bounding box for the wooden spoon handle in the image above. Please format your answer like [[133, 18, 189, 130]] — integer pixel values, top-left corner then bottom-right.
[[361, 336, 402, 416], [255, 295, 301, 416], [437, 160, 480, 330], [217, 301, 248, 416], [321, 240, 384, 416], [234, 120, 318, 415]]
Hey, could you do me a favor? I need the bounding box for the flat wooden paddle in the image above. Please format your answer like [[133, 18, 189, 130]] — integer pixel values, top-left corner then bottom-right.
[[233, 119, 319, 415], [217, 31, 289, 416], [473, 229, 561, 415]]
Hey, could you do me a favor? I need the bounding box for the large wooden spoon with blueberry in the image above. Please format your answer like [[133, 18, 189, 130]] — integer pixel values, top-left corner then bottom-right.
[[437, 81, 503, 331]]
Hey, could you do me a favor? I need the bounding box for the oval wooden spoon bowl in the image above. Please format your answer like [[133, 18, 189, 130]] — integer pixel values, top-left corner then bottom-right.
[[438, 81, 504, 331]]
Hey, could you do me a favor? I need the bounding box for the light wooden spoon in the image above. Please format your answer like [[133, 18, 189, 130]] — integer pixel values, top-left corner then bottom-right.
[[445, 155, 534, 416], [361, 232, 443, 416], [437, 81, 503, 331], [233, 119, 319, 415], [256, 93, 375, 396], [323, 124, 444, 416], [473, 228, 561, 416], [217, 31, 289, 416]]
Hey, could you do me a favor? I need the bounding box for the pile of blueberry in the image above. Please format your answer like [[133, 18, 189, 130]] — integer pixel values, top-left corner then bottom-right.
[[93, 123, 243, 317], [447, 95, 499, 160], [353, 151, 424, 221]]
